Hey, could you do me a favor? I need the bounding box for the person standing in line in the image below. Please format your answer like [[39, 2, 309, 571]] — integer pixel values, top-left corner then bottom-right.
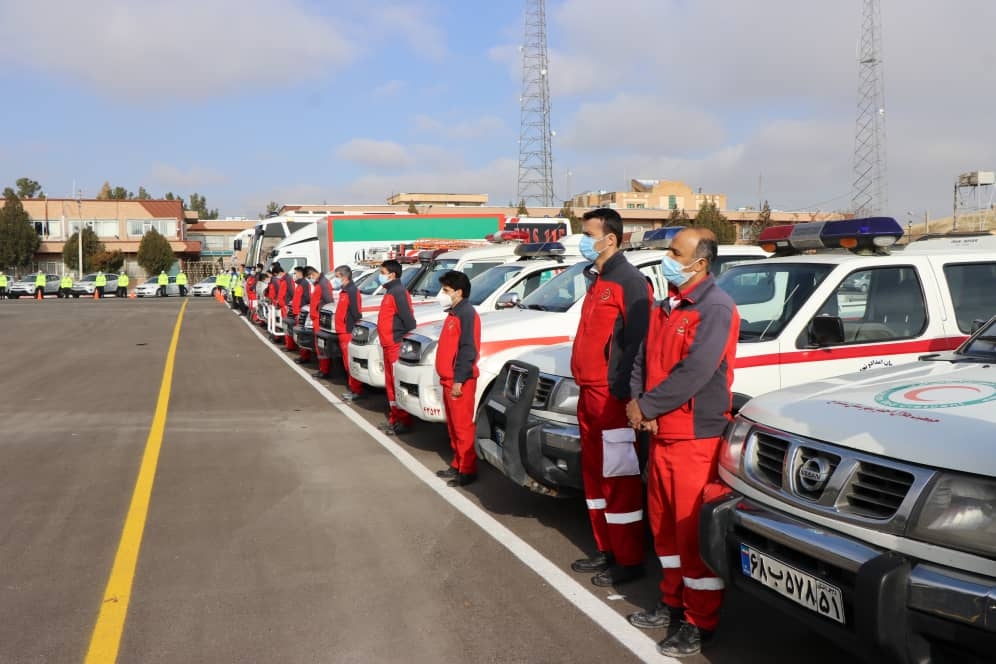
[[376, 259, 416, 435], [433, 270, 481, 487], [568, 208, 651, 588], [215, 269, 229, 297], [305, 266, 335, 379], [625, 228, 739, 658], [157, 270, 169, 297], [176, 269, 188, 297], [116, 271, 129, 298], [34, 271, 46, 298], [59, 273, 73, 298], [334, 265, 365, 402], [289, 266, 309, 346], [0, 270, 8, 299], [94, 270, 107, 299], [245, 268, 258, 320], [232, 274, 247, 315]]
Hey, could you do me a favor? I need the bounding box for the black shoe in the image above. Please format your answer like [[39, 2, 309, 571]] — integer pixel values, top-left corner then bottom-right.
[[570, 552, 614, 574], [657, 622, 712, 658], [392, 423, 413, 435], [591, 564, 645, 587], [341, 391, 365, 402], [436, 467, 459, 479], [311, 371, 331, 379], [294, 357, 309, 364], [447, 473, 477, 487], [628, 602, 684, 630]]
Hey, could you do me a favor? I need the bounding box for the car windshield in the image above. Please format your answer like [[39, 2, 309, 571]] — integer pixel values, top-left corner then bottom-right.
[[408, 259, 459, 297], [355, 270, 381, 295], [955, 316, 996, 360], [199, 277, 215, 284], [468, 265, 524, 306], [80, 275, 97, 282], [713, 253, 768, 275], [519, 261, 590, 313], [144, 277, 159, 284], [716, 262, 835, 342]]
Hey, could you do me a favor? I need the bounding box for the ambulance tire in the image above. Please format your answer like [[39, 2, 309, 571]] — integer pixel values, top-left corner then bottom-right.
[[73, 294, 80, 299]]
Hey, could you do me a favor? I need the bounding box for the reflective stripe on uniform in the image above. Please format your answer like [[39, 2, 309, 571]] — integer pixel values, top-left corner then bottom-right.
[[604, 509, 643, 525], [659, 555, 681, 568], [586, 498, 607, 510], [682, 576, 725, 591]]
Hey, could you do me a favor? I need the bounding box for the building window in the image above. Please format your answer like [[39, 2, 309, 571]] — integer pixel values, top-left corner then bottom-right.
[[127, 219, 179, 238], [68, 219, 120, 238], [668, 195, 677, 210]]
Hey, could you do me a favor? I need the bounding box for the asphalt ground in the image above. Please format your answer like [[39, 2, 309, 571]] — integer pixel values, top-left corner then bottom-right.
[[0, 296, 854, 663]]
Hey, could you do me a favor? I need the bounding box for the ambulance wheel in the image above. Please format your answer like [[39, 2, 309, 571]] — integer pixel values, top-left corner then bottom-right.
[[73, 294, 80, 299]]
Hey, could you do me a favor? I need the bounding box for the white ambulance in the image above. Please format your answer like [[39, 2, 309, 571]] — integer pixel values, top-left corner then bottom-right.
[[477, 221, 996, 496], [394, 229, 769, 423], [346, 236, 578, 388], [701, 313, 996, 664]]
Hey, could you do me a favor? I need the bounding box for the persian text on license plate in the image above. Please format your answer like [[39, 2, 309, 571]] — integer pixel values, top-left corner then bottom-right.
[[740, 544, 845, 624]]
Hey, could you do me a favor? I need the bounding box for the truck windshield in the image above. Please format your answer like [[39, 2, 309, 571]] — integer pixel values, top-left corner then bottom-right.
[[519, 261, 589, 313], [468, 265, 524, 306], [716, 262, 835, 342], [409, 259, 459, 297]]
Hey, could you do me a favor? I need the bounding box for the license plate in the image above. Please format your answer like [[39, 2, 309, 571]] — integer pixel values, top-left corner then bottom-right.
[[494, 427, 505, 445], [739, 544, 845, 624]]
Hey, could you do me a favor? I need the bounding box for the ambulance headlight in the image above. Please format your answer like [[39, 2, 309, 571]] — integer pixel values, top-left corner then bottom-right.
[[548, 378, 580, 415], [910, 473, 996, 558], [719, 415, 753, 476]]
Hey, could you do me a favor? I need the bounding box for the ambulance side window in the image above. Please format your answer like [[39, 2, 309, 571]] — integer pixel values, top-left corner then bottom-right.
[[462, 261, 503, 280], [507, 267, 560, 300], [943, 262, 996, 333]]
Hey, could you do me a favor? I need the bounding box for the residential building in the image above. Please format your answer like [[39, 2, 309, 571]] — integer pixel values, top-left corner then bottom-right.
[[385, 192, 488, 207], [571, 179, 727, 212]]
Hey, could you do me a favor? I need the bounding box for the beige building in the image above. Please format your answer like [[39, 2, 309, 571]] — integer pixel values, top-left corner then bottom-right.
[[571, 179, 727, 212], [185, 218, 256, 263], [386, 192, 488, 207]]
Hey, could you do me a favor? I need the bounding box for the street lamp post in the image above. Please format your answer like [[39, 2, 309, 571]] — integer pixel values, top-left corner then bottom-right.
[[76, 189, 83, 280]]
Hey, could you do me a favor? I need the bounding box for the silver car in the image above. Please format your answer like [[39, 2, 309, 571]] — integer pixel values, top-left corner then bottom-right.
[[191, 276, 217, 296], [134, 276, 180, 297], [71, 272, 120, 298], [9, 273, 60, 298]]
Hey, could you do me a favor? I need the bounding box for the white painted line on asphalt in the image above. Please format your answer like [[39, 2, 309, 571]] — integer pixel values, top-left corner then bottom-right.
[[240, 316, 671, 663]]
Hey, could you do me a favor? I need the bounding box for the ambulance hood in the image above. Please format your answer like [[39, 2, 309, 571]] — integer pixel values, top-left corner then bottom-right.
[[410, 308, 580, 348], [740, 360, 996, 476]]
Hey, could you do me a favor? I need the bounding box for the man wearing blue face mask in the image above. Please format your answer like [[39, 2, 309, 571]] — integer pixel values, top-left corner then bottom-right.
[[625, 228, 739, 658], [570, 208, 652, 589]]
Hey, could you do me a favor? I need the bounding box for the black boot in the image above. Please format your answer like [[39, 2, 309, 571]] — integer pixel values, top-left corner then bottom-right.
[[657, 621, 713, 658], [570, 551, 614, 573], [628, 602, 684, 630], [591, 563, 645, 587]]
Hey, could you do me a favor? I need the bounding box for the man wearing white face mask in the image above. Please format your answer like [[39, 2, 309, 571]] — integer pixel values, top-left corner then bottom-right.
[[333, 265, 364, 401], [305, 266, 336, 379], [377, 259, 417, 434], [625, 228, 739, 658], [433, 270, 481, 487]]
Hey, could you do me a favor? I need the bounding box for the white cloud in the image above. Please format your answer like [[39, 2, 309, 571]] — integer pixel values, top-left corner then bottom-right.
[[0, 0, 355, 100], [366, 3, 447, 61], [335, 139, 413, 170], [149, 163, 229, 190], [374, 79, 407, 96]]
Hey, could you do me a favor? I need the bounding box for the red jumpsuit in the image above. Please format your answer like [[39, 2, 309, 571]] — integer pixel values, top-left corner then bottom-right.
[[570, 252, 651, 568], [335, 281, 363, 395], [377, 278, 416, 427], [435, 298, 480, 474], [309, 275, 335, 374], [279, 275, 297, 351], [631, 275, 739, 632]]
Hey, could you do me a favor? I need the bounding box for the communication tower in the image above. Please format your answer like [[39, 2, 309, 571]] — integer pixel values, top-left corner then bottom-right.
[[516, 0, 555, 208], [953, 171, 996, 232], [851, 0, 888, 216]]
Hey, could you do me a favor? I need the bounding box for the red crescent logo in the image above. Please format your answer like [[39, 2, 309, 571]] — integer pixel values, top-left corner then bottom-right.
[[903, 385, 982, 402]]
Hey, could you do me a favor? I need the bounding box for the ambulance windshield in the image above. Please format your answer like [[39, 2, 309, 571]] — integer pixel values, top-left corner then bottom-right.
[[468, 265, 524, 305], [519, 261, 589, 313]]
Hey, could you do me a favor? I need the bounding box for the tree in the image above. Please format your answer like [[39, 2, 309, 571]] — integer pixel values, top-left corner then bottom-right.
[[137, 228, 175, 275], [188, 192, 219, 220], [406, 202, 419, 214], [557, 202, 581, 234], [259, 201, 280, 219], [135, 186, 152, 200], [690, 201, 735, 244], [15, 177, 44, 199], [62, 227, 105, 272], [93, 249, 125, 272], [164, 192, 186, 208], [666, 207, 691, 227], [96, 181, 112, 200], [0, 189, 41, 269], [746, 200, 773, 241], [516, 199, 530, 216], [109, 186, 132, 200]]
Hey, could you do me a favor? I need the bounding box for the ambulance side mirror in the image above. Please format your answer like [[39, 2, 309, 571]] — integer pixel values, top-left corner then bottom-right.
[[496, 292, 521, 309], [809, 315, 845, 347]]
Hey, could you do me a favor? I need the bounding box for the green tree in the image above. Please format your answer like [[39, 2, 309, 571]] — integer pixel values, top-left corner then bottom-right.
[[691, 201, 735, 244], [93, 249, 125, 272], [746, 200, 773, 241], [109, 186, 132, 200], [135, 186, 152, 200], [137, 228, 175, 275], [15, 177, 44, 199], [557, 202, 581, 234], [0, 189, 41, 269], [62, 227, 105, 272], [188, 192, 219, 219], [259, 200, 280, 219], [516, 199, 529, 216], [666, 207, 691, 227], [164, 192, 186, 208], [406, 202, 419, 214]]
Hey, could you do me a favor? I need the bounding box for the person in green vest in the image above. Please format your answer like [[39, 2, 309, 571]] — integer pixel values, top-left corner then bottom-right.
[[34, 272, 46, 298], [176, 270, 188, 297], [157, 270, 169, 297], [216, 270, 229, 295], [0, 271, 7, 300], [232, 276, 248, 316], [60, 273, 73, 298], [116, 271, 129, 298], [94, 270, 107, 298]]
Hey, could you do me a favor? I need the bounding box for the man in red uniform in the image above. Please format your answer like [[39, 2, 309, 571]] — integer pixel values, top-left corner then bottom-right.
[[289, 266, 309, 351], [305, 266, 335, 379], [377, 259, 416, 434], [625, 228, 739, 658], [333, 265, 365, 402], [245, 267, 258, 322], [569, 208, 651, 587], [433, 270, 481, 487]]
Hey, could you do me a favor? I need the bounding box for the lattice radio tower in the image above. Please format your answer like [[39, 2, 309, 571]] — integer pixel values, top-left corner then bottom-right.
[[851, 0, 888, 216], [516, 0, 555, 208]]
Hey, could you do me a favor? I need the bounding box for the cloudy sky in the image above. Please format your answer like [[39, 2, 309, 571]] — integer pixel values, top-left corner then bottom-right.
[[1, 0, 993, 221]]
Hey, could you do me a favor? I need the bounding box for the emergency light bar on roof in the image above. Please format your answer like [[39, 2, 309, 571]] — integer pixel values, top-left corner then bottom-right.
[[486, 230, 530, 243], [624, 226, 685, 251], [513, 241, 566, 259], [758, 217, 903, 255]]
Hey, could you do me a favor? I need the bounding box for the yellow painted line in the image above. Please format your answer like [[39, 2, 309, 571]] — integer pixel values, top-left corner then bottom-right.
[[84, 300, 188, 664]]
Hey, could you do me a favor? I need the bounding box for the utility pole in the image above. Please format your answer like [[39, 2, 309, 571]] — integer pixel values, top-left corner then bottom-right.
[[76, 187, 83, 279], [516, 0, 555, 208], [851, 0, 888, 217]]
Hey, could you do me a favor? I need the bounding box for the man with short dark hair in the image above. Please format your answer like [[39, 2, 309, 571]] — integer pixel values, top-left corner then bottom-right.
[[625, 228, 738, 658], [333, 265, 365, 401], [377, 259, 417, 434], [433, 270, 481, 487], [305, 266, 336, 378]]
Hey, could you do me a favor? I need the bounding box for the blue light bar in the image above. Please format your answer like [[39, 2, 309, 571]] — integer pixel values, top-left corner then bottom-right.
[[819, 217, 903, 248], [628, 226, 685, 250], [514, 241, 566, 258], [759, 217, 903, 254]]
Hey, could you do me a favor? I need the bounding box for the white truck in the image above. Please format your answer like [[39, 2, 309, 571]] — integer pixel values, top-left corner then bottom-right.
[[394, 228, 770, 425], [476, 221, 996, 496], [700, 313, 996, 664]]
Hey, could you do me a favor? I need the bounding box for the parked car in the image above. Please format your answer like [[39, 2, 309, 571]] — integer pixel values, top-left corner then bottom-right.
[[8, 273, 60, 298], [191, 276, 217, 297], [134, 276, 180, 297], [71, 272, 119, 298]]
